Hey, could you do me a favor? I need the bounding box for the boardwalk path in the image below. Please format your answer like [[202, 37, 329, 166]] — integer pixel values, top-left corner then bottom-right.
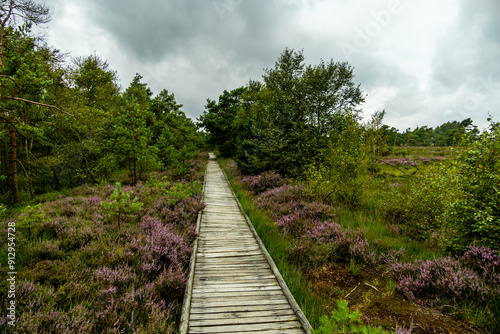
[[180, 154, 311, 334]]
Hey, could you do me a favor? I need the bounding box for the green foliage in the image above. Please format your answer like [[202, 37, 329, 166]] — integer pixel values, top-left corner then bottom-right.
[[312, 300, 389, 334], [303, 115, 366, 207], [100, 182, 143, 228], [386, 279, 396, 295], [380, 165, 458, 241], [71, 53, 119, 109], [110, 93, 159, 184], [199, 87, 246, 157], [382, 118, 479, 147], [17, 204, 47, 239], [146, 176, 202, 206], [441, 119, 500, 252], [0, 23, 202, 202], [348, 259, 359, 276], [233, 48, 365, 177], [378, 118, 499, 252], [0, 203, 6, 218]]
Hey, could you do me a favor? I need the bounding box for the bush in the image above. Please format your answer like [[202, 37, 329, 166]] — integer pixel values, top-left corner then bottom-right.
[[379, 165, 458, 241], [440, 120, 500, 252], [240, 171, 286, 194], [254, 185, 333, 237], [288, 221, 376, 268], [100, 182, 143, 228], [388, 244, 500, 307]]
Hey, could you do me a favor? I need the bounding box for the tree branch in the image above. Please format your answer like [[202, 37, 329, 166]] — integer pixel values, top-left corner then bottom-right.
[[0, 74, 22, 90], [2, 96, 73, 116]]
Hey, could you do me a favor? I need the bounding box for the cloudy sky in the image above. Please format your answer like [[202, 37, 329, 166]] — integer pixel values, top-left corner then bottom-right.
[[36, 0, 499, 131]]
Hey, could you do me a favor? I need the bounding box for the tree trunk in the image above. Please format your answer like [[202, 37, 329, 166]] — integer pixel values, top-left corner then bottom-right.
[[132, 155, 137, 185], [9, 108, 20, 203]]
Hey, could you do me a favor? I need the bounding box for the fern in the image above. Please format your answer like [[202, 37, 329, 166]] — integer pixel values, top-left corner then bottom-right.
[[312, 300, 389, 334]]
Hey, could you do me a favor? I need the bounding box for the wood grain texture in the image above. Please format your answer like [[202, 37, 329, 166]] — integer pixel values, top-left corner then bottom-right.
[[180, 153, 310, 333]]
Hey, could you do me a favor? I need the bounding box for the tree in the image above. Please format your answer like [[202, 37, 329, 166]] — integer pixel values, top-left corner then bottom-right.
[[0, 1, 61, 203], [151, 89, 200, 177], [365, 110, 386, 155], [0, 27, 70, 202], [71, 53, 119, 110], [234, 48, 365, 176], [198, 87, 245, 157], [109, 76, 158, 184]]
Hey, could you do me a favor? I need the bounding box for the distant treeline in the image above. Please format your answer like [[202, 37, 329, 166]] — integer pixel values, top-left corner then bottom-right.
[[382, 118, 479, 147]]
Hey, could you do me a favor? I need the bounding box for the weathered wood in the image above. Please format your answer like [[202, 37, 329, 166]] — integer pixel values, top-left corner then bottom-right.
[[189, 314, 299, 327], [189, 303, 293, 314], [188, 322, 304, 334], [180, 153, 310, 334], [190, 309, 295, 320]]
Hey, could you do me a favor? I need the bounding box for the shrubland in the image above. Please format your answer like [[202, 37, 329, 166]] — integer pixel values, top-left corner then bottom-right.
[[205, 48, 499, 332], [0, 153, 208, 333]]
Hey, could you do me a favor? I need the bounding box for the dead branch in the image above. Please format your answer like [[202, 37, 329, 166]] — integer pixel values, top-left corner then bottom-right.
[[2, 96, 73, 116]]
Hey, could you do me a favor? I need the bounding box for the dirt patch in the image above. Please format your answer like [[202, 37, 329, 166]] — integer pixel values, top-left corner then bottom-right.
[[306, 264, 481, 333]]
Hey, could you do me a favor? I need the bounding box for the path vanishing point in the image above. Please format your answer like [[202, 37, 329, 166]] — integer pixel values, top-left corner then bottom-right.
[[179, 153, 311, 334]]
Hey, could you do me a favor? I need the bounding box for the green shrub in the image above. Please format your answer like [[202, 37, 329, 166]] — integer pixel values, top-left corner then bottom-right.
[[100, 182, 143, 228], [441, 119, 500, 252], [0, 203, 6, 218], [312, 300, 389, 334], [17, 204, 47, 239], [379, 166, 458, 241], [303, 116, 367, 208]]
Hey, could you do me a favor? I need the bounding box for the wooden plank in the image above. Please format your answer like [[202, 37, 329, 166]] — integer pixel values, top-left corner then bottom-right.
[[188, 321, 304, 333], [196, 251, 263, 258], [191, 280, 278, 289], [189, 314, 298, 327], [196, 244, 260, 250], [194, 263, 271, 270], [189, 309, 295, 320], [190, 297, 288, 308], [192, 285, 281, 294], [191, 289, 284, 299], [191, 294, 287, 303], [194, 274, 276, 280], [189, 303, 293, 314]]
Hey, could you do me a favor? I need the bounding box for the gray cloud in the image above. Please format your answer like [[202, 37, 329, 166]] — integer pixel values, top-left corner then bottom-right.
[[37, 0, 500, 130]]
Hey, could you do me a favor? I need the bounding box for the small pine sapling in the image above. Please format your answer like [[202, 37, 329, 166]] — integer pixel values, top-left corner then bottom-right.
[[101, 182, 143, 229], [17, 204, 47, 239]]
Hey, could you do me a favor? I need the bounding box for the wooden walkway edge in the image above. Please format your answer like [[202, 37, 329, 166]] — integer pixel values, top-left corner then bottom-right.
[[180, 153, 311, 334]]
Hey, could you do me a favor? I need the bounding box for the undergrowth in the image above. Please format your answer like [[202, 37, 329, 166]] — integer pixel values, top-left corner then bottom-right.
[[220, 153, 500, 333], [0, 153, 209, 334]]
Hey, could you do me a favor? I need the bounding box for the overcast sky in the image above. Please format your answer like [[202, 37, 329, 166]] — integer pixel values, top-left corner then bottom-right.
[[36, 0, 499, 131]]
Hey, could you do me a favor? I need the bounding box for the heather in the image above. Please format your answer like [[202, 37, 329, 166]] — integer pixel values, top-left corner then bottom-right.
[[223, 155, 500, 332], [0, 154, 207, 333]]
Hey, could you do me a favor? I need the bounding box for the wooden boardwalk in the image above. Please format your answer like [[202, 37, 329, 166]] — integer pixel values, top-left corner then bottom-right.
[[180, 154, 311, 334]]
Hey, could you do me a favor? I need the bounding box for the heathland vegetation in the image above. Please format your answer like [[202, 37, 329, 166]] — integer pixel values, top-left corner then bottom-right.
[[0, 1, 498, 333], [1, 1, 205, 333], [201, 48, 499, 332]]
